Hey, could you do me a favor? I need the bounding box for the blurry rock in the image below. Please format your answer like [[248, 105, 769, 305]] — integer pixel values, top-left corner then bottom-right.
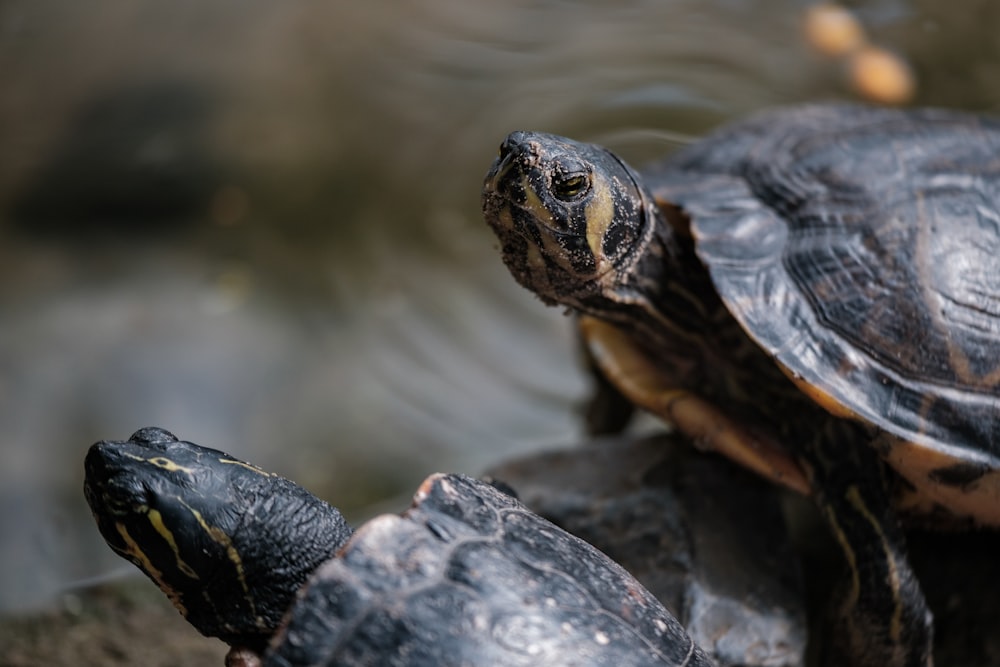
[[10, 81, 220, 236], [847, 46, 916, 106], [802, 3, 916, 105], [803, 4, 866, 58]]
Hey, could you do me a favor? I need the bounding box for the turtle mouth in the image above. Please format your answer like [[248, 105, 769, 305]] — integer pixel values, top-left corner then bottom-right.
[[83, 444, 161, 556], [481, 137, 539, 230], [85, 443, 143, 511], [483, 136, 527, 197]]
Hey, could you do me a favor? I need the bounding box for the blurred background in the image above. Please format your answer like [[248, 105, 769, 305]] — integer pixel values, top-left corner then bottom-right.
[[1, 0, 999, 620]]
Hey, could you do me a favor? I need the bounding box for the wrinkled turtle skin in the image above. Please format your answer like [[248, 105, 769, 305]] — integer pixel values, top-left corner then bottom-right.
[[84, 428, 713, 667], [482, 104, 1000, 667]]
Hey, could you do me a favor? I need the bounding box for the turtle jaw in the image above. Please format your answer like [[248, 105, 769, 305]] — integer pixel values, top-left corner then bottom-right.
[[482, 131, 656, 310], [83, 440, 157, 552], [84, 431, 241, 640], [83, 436, 210, 618]]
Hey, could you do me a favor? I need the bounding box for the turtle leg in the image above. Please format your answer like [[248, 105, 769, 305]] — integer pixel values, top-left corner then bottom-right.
[[805, 421, 933, 667], [580, 324, 636, 435], [580, 315, 810, 494]]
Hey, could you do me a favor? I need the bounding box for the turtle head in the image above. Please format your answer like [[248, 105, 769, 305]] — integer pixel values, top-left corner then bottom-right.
[[83, 427, 277, 648], [482, 132, 659, 309], [84, 427, 352, 652]]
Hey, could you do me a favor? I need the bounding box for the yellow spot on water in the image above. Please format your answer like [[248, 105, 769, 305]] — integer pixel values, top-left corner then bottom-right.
[[804, 3, 866, 57], [147, 508, 200, 580]]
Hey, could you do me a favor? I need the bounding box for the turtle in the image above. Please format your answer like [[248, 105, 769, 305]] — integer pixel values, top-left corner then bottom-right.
[[485, 432, 808, 667], [481, 103, 1000, 667], [83, 427, 716, 667]]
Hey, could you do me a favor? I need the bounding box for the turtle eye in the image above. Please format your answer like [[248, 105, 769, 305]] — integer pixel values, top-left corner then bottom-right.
[[552, 171, 590, 201]]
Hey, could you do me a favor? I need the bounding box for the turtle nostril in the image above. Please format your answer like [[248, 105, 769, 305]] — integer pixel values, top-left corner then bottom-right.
[[498, 138, 513, 161], [499, 132, 531, 161]]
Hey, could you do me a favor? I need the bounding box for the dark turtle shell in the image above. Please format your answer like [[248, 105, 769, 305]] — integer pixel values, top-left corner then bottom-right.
[[648, 104, 1000, 453], [269, 472, 709, 667], [643, 105, 1000, 520]]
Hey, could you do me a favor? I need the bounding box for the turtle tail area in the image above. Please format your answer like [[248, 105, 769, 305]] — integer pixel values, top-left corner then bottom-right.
[[805, 421, 933, 667]]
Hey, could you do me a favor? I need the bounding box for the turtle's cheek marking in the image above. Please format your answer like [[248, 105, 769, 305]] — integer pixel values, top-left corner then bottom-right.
[[521, 176, 581, 278], [583, 173, 616, 272], [520, 174, 558, 231], [148, 457, 194, 473], [134, 454, 197, 474], [525, 243, 554, 299], [518, 171, 614, 281], [492, 203, 557, 298], [120, 450, 197, 475], [218, 457, 273, 476], [148, 508, 200, 580], [109, 495, 264, 633], [98, 491, 145, 518], [181, 500, 265, 630], [113, 521, 190, 618]]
